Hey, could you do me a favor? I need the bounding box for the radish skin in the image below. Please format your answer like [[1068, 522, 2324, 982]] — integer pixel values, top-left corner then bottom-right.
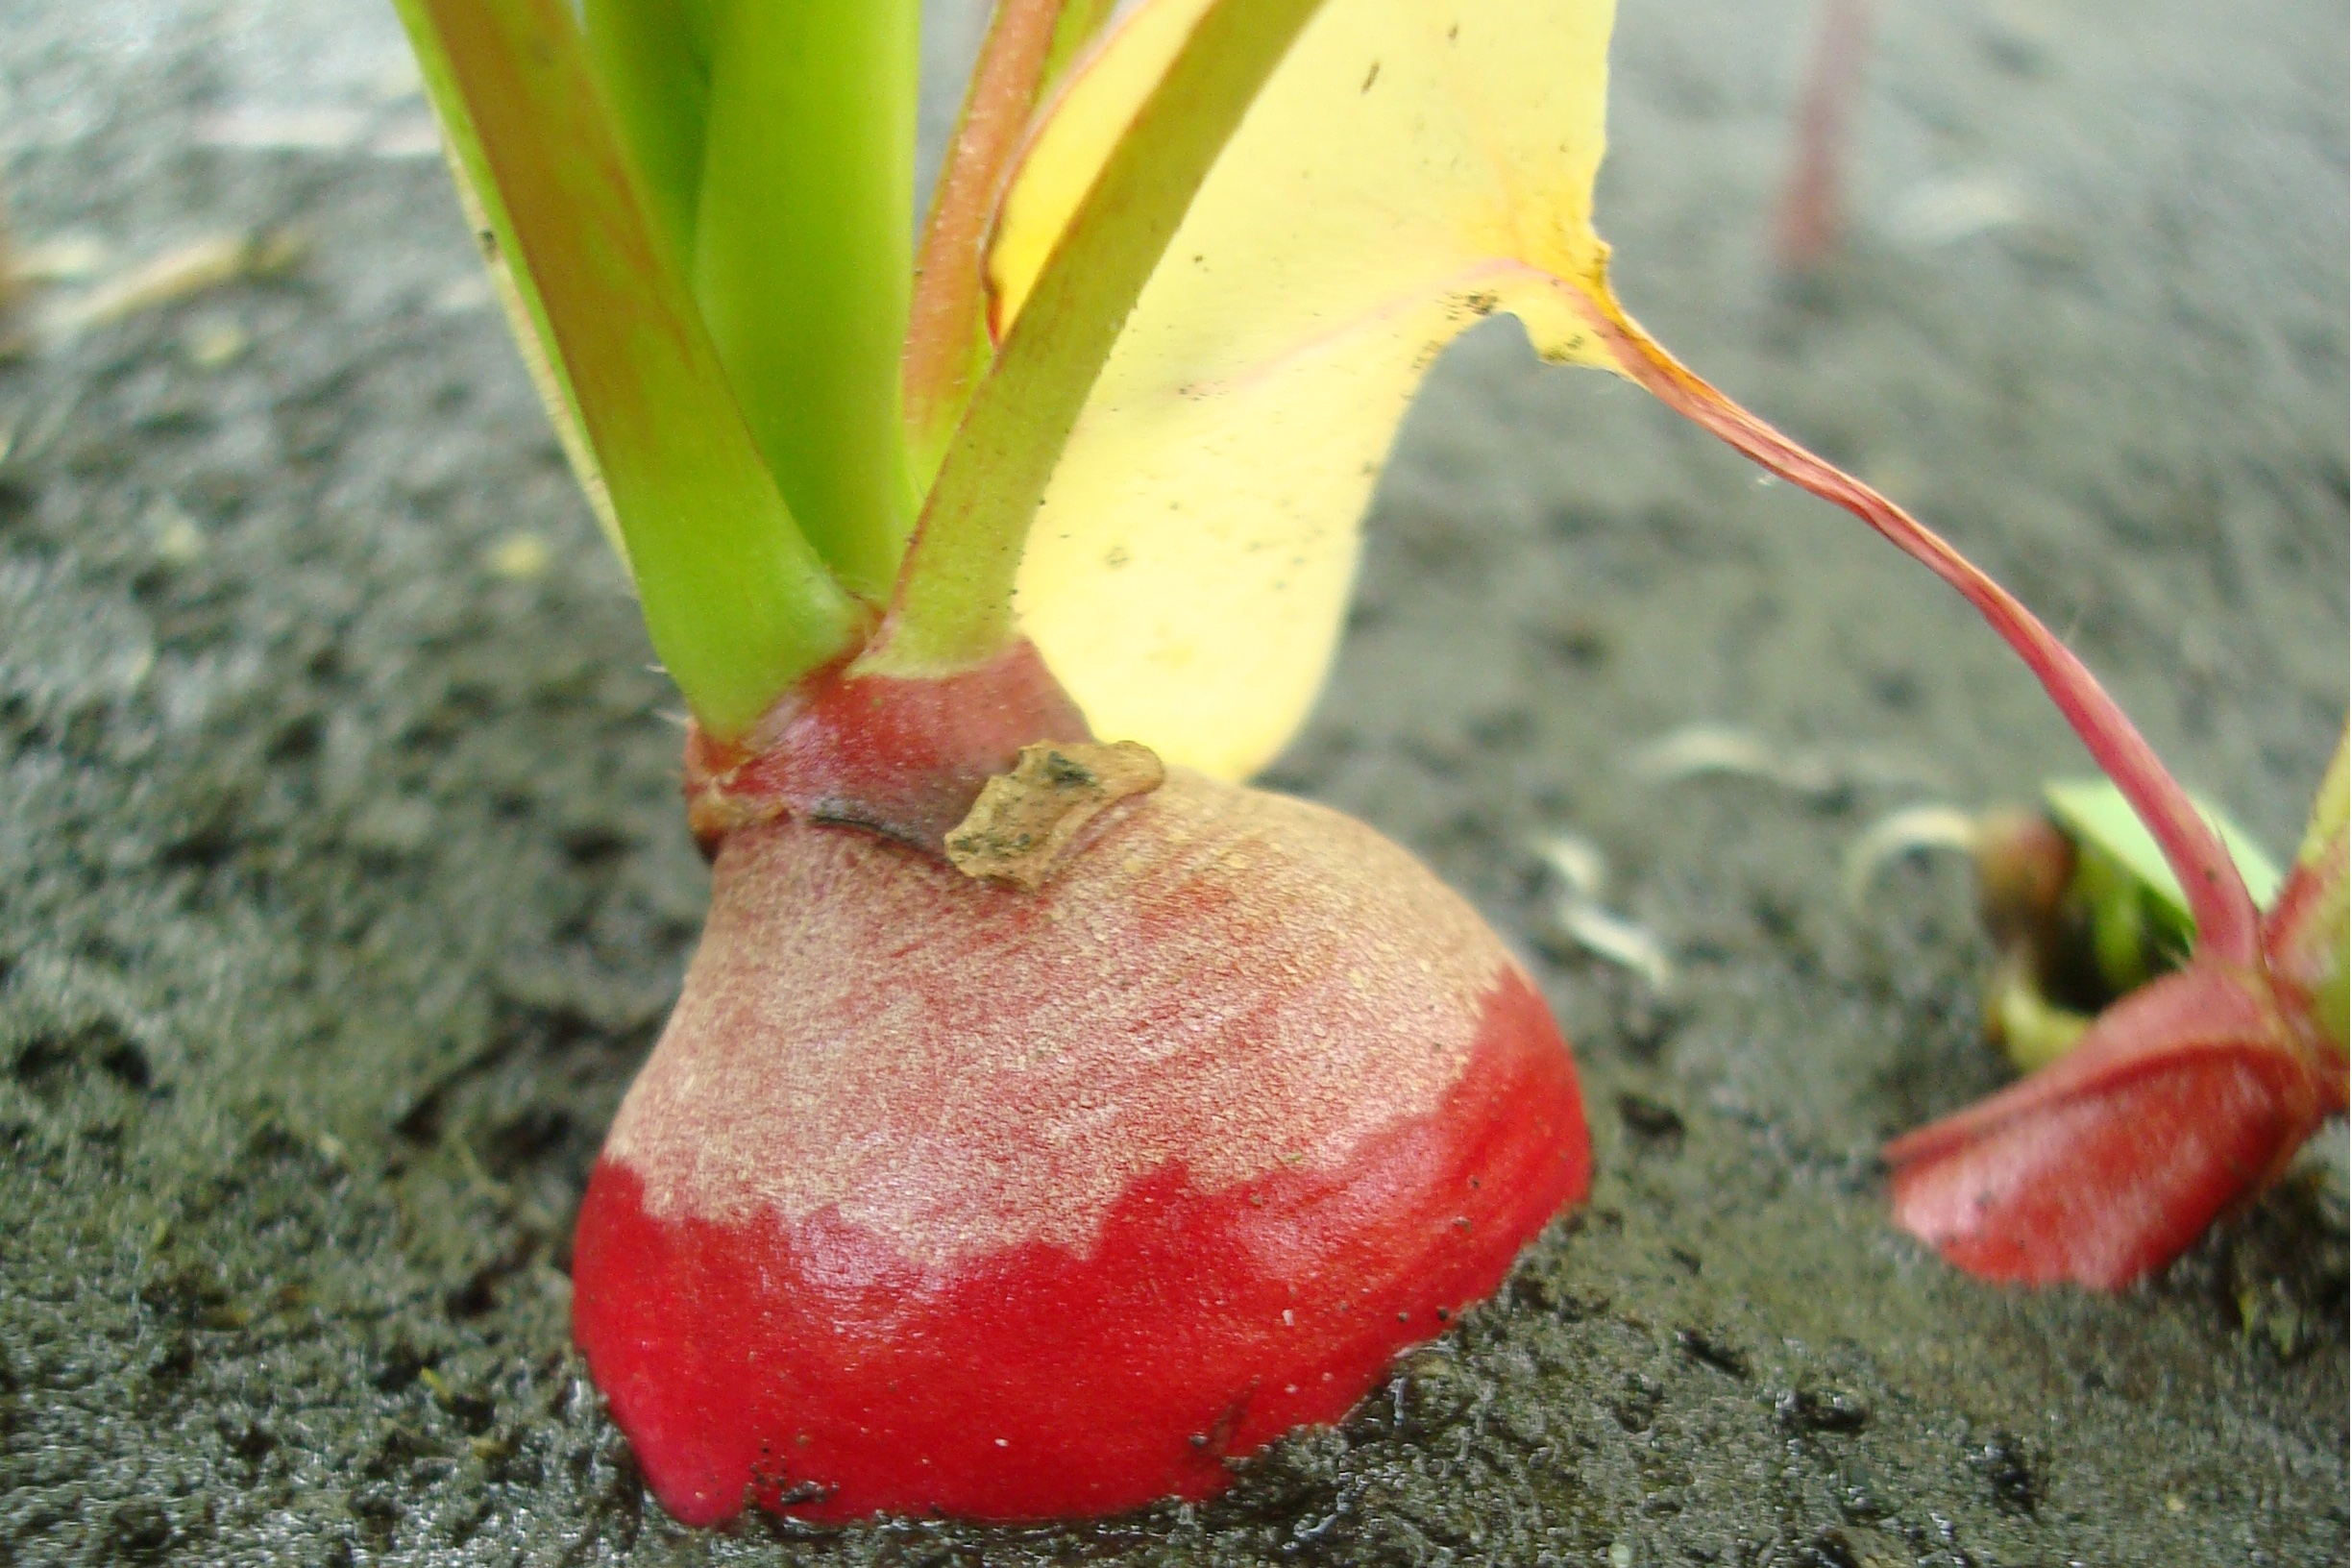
[[572, 770, 1588, 1524]]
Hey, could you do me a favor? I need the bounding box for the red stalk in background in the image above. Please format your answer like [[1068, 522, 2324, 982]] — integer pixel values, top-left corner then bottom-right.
[[1579, 295, 2348, 1289], [1776, 0, 1877, 271]]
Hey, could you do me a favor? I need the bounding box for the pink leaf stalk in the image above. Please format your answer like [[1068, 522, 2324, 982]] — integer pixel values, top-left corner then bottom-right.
[[1575, 292, 2347, 1287]]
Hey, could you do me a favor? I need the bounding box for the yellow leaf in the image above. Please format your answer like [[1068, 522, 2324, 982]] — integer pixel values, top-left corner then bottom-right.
[[867, 0, 1330, 679], [995, 0, 1624, 780], [2294, 726, 2348, 873]]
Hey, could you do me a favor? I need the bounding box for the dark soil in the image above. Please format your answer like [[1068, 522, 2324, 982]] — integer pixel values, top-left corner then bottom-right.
[[1, 0, 2344, 1564]]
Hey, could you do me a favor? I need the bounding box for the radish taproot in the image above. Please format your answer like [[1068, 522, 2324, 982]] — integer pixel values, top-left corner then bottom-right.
[[572, 651, 1586, 1522]]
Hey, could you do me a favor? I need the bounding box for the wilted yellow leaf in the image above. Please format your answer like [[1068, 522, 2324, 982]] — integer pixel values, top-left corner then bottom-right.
[[997, 0, 1625, 779]]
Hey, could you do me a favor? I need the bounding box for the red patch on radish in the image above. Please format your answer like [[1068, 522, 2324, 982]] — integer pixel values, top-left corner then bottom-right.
[[683, 640, 1090, 855], [572, 771, 1587, 1524]]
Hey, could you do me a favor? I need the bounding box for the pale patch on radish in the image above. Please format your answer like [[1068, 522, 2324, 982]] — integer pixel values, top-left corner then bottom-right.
[[604, 770, 1508, 1265]]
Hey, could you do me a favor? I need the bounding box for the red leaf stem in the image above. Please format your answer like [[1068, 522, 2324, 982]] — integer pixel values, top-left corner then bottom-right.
[[1574, 297, 2264, 970], [904, 0, 1073, 472]]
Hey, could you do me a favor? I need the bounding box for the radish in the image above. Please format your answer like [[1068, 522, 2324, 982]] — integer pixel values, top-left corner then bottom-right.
[[578, 640, 1589, 1523], [572, 654, 1585, 1522]]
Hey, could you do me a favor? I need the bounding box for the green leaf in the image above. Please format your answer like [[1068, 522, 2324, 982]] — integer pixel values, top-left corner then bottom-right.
[[2293, 728, 2348, 873], [693, 0, 922, 602], [2282, 730, 2348, 1051], [581, 0, 715, 279], [2045, 777, 2283, 936], [403, 0, 623, 567], [866, 0, 1334, 681], [394, 0, 864, 741]]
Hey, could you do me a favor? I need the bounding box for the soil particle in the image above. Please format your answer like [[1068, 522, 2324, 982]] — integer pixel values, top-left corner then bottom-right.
[[1, 0, 2344, 1565], [943, 739, 1165, 890]]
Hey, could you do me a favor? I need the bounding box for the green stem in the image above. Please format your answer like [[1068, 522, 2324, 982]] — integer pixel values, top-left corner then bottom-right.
[[1041, 0, 1121, 83], [397, 0, 866, 741], [867, 0, 1330, 677], [695, 0, 921, 602], [581, 0, 713, 279]]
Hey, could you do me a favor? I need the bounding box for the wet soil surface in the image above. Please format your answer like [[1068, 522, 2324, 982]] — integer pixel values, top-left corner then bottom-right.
[[1, 0, 2344, 1563]]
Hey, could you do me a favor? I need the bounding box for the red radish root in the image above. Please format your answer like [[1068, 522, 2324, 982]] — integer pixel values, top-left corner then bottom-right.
[[573, 672, 1589, 1524]]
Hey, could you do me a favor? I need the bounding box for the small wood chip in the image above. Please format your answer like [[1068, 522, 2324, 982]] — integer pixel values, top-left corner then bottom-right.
[[48, 228, 306, 336], [944, 741, 1165, 891]]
